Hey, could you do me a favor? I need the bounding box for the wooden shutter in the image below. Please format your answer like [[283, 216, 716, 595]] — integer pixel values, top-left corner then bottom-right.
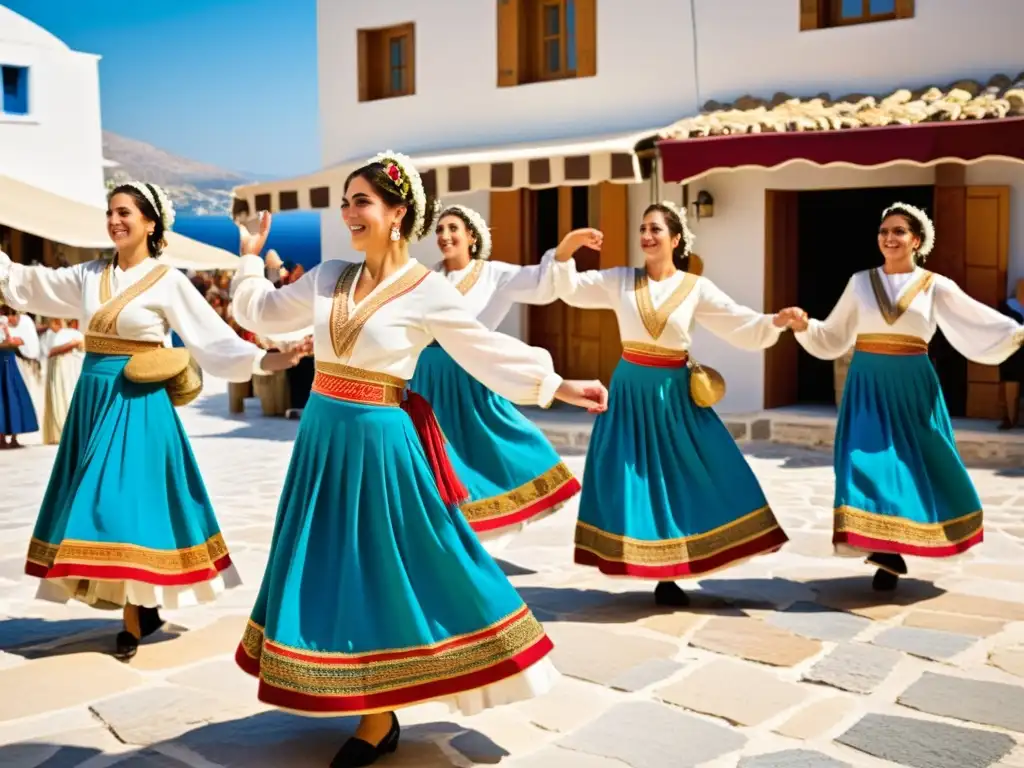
[[575, 0, 597, 78], [496, 0, 521, 87], [963, 186, 1010, 419], [895, 0, 914, 19], [763, 190, 800, 408], [357, 30, 370, 101], [489, 190, 526, 265], [799, 0, 822, 30]]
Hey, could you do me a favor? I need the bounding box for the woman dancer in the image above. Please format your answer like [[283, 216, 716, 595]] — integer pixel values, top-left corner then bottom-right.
[[230, 151, 607, 768], [0, 181, 305, 658], [997, 278, 1024, 429], [786, 203, 1024, 590], [552, 201, 792, 606], [0, 307, 39, 448], [41, 317, 85, 445], [408, 204, 579, 541]]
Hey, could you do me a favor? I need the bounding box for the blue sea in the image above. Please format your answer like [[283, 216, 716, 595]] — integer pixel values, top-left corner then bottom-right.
[[174, 212, 323, 270]]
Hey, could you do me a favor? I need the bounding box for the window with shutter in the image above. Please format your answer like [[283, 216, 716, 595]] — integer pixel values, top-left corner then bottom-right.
[[801, 0, 912, 30], [497, 0, 596, 86], [356, 23, 415, 102]]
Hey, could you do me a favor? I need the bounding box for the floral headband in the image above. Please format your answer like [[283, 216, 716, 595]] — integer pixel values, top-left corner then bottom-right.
[[657, 200, 695, 257], [120, 181, 176, 231], [439, 204, 491, 260], [367, 150, 431, 243], [882, 202, 935, 257]]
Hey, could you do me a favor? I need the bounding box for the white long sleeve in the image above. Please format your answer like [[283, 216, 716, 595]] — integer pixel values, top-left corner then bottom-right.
[[13, 315, 40, 360], [230, 254, 319, 336], [164, 272, 267, 381], [694, 279, 783, 351], [552, 258, 624, 310], [795, 275, 860, 360], [933, 275, 1024, 365], [425, 278, 562, 407], [494, 254, 559, 305], [0, 250, 86, 317]]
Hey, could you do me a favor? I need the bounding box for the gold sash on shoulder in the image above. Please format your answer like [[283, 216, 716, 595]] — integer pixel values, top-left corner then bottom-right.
[[87, 262, 203, 407]]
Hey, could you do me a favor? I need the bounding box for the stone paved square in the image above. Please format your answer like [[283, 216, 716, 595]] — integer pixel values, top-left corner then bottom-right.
[[1, 380, 1023, 767]]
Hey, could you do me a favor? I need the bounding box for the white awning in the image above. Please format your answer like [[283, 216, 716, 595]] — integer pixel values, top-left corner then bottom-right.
[[231, 128, 660, 217], [0, 173, 240, 271]]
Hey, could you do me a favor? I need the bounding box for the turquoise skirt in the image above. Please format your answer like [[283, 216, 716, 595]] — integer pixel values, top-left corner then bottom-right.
[[0, 348, 38, 434], [235, 390, 556, 716], [25, 352, 237, 609], [574, 357, 788, 578], [833, 348, 983, 557], [409, 344, 579, 537]]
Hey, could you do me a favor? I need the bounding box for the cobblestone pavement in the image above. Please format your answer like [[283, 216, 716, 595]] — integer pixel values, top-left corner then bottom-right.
[[2, 381, 1024, 767]]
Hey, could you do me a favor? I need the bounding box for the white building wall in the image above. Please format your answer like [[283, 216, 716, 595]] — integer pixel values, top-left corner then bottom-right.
[[0, 8, 105, 207], [316, 0, 699, 168], [694, 0, 1021, 106]]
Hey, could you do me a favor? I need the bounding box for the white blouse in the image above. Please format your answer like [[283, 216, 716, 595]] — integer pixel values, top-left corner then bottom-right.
[[551, 256, 783, 351], [0, 251, 266, 382], [230, 255, 562, 406], [795, 267, 1024, 365], [436, 253, 558, 331]]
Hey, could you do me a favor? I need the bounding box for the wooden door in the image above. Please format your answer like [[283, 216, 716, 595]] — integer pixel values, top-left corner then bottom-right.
[[963, 186, 1010, 419], [763, 190, 800, 408], [563, 183, 627, 384]]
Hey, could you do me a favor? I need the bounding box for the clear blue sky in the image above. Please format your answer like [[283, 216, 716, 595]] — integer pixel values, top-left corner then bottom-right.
[[4, 0, 319, 177]]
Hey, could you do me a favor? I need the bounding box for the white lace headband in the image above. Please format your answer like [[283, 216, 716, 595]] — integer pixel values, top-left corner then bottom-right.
[[439, 204, 492, 260], [366, 150, 433, 243], [119, 181, 176, 231], [882, 202, 934, 257]]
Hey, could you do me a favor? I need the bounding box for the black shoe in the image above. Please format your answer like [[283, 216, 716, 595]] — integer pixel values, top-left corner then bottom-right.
[[331, 713, 400, 768], [114, 607, 165, 660], [866, 552, 907, 576], [654, 581, 690, 607], [872, 568, 900, 591]]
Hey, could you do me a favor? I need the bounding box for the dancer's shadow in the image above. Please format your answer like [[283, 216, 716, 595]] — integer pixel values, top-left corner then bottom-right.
[[0, 616, 183, 660], [0, 710, 498, 767]]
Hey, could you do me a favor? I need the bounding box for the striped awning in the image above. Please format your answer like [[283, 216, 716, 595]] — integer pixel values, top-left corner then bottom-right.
[[230, 128, 659, 219]]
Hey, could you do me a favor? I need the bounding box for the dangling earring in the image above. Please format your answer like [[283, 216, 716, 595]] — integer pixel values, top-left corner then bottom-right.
[[470, 242, 477, 255], [390, 225, 401, 242]]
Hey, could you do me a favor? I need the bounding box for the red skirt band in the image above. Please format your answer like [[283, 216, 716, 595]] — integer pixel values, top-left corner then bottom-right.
[[621, 343, 690, 369]]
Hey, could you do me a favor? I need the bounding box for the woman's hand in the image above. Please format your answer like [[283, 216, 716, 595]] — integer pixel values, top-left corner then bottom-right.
[[555, 228, 603, 262], [238, 212, 272, 256], [773, 307, 809, 331], [554, 379, 609, 413], [260, 336, 313, 372]]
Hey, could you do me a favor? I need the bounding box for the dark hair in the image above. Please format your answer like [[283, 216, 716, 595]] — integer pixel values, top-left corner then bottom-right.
[[344, 162, 437, 243], [881, 205, 930, 262], [643, 203, 691, 271], [438, 208, 484, 259], [108, 184, 166, 257]]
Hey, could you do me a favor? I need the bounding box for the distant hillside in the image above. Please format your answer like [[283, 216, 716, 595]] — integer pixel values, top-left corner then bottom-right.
[[102, 132, 259, 217]]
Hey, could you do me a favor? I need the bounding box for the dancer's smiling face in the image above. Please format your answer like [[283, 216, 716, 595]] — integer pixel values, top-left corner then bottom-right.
[[436, 214, 475, 261], [878, 213, 922, 265], [106, 193, 155, 253]]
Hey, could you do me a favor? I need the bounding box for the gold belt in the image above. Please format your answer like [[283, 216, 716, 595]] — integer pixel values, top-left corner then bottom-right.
[[84, 333, 162, 356], [312, 361, 407, 407], [854, 334, 928, 356]]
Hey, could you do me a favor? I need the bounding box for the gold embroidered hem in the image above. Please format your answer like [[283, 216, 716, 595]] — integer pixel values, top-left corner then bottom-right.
[[574, 505, 787, 572], [27, 534, 230, 576], [237, 605, 549, 700], [460, 462, 580, 531], [833, 506, 983, 554]]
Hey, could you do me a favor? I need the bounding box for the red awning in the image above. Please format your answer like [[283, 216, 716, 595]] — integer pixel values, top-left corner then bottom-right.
[[657, 116, 1024, 183]]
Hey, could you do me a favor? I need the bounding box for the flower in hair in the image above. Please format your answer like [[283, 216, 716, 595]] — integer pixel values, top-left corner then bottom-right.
[[882, 201, 935, 257], [367, 150, 429, 243], [659, 199, 695, 257], [122, 181, 176, 231]]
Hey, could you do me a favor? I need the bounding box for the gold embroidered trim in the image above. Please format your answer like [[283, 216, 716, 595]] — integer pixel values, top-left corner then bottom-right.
[[574, 505, 782, 566], [315, 361, 407, 389], [239, 606, 547, 695], [834, 506, 982, 546], [456, 260, 485, 295], [633, 270, 700, 340], [329, 263, 429, 359], [868, 269, 934, 326], [621, 341, 690, 359], [461, 462, 577, 524], [1013, 328, 1024, 350], [90, 263, 171, 336], [854, 333, 928, 355], [84, 334, 162, 356], [27, 534, 229, 574]]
